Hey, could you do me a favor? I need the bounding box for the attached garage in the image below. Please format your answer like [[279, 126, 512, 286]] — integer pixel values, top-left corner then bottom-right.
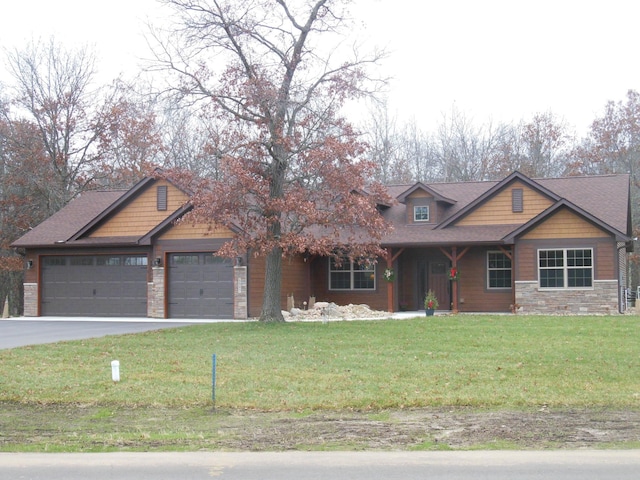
[[41, 255, 148, 317], [168, 252, 234, 319]]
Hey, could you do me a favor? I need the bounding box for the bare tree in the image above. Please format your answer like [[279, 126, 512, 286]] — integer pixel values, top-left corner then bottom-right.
[[5, 39, 106, 212], [150, 0, 391, 322]]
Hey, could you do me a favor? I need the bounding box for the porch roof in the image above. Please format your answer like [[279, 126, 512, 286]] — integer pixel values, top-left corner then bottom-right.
[[381, 224, 518, 247]]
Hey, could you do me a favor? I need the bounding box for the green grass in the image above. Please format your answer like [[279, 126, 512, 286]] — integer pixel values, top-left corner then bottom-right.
[[1, 315, 639, 410]]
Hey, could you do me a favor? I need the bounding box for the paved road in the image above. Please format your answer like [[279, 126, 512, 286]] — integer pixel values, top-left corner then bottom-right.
[[0, 318, 211, 350], [1, 451, 640, 479]]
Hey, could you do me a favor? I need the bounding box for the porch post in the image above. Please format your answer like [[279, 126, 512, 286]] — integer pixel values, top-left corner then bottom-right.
[[452, 246, 459, 313], [386, 249, 393, 313]]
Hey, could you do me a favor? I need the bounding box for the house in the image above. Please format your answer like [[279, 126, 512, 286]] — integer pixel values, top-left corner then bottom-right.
[[11, 171, 633, 318]]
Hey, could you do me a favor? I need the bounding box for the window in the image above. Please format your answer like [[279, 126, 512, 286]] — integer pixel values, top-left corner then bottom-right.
[[487, 251, 512, 289], [414, 205, 430, 222], [329, 257, 375, 290], [539, 248, 593, 288]]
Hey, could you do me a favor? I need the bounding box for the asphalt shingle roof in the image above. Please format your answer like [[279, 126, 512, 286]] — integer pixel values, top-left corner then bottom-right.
[[11, 173, 630, 249], [11, 191, 125, 248]]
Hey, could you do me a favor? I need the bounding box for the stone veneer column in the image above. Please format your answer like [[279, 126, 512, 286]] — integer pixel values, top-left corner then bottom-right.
[[234, 266, 248, 319], [148, 267, 165, 318], [23, 283, 38, 317]]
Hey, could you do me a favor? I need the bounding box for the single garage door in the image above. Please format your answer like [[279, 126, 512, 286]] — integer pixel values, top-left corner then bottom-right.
[[41, 255, 148, 316], [168, 253, 234, 319]]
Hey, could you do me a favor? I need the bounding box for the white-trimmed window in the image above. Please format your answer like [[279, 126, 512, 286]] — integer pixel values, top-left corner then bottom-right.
[[538, 248, 593, 288], [414, 205, 430, 222], [487, 251, 512, 289], [329, 257, 375, 290]]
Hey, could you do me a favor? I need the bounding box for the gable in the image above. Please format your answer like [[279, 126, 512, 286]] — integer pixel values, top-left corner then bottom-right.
[[159, 221, 234, 240], [456, 180, 554, 226], [520, 208, 611, 240], [90, 180, 189, 238]]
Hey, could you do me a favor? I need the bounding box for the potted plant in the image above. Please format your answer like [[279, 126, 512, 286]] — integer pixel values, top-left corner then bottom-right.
[[424, 290, 438, 316]]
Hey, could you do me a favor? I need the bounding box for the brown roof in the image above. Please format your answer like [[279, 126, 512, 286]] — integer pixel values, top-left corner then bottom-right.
[[380, 173, 630, 247], [11, 173, 631, 249], [11, 190, 125, 248]]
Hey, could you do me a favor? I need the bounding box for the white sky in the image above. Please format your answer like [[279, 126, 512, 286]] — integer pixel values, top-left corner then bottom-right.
[[1, 0, 639, 136]]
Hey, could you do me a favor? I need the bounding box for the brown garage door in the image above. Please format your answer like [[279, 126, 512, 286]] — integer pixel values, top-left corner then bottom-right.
[[41, 255, 148, 317], [168, 253, 234, 319]]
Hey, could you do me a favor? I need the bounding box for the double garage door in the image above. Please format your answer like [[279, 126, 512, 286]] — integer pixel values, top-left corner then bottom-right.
[[41, 255, 148, 317], [41, 253, 234, 318]]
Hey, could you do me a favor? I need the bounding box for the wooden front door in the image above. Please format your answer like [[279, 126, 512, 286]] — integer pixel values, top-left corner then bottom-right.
[[428, 261, 450, 310]]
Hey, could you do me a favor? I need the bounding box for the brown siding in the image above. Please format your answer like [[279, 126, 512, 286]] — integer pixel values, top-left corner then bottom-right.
[[248, 254, 310, 318], [596, 240, 616, 279], [309, 257, 387, 312], [455, 247, 513, 312], [405, 191, 434, 225], [515, 237, 617, 284], [521, 208, 610, 239], [457, 181, 553, 226], [90, 180, 189, 237]]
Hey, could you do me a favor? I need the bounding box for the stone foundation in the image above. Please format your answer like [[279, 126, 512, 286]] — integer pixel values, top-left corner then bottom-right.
[[515, 280, 619, 314]]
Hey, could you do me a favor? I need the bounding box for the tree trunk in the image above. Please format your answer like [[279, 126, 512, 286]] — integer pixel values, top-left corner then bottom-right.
[[260, 246, 285, 322]]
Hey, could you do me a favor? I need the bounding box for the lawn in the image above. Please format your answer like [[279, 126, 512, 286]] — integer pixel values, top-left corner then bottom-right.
[[1, 315, 639, 410]]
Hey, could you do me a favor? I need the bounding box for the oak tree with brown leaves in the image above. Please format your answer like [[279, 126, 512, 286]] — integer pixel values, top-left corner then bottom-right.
[[152, 0, 391, 321]]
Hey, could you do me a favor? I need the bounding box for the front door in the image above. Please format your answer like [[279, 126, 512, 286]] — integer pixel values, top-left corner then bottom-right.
[[428, 261, 450, 310]]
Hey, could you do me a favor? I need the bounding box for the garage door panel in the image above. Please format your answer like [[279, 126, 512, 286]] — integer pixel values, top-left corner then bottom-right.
[[168, 253, 234, 319], [41, 255, 148, 317]]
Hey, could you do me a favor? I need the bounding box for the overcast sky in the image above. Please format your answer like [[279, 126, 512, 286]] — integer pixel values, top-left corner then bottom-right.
[[1, 0, 639, 136]]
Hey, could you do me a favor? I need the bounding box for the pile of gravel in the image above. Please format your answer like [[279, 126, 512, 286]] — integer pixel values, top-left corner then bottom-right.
[[283, 301, 390, 322]]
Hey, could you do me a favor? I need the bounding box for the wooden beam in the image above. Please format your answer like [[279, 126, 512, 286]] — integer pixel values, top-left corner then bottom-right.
[[440, 246, 471, 313]]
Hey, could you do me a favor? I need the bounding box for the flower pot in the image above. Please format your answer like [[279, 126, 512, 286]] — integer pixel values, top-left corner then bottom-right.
[[426, 308, 435, 316]]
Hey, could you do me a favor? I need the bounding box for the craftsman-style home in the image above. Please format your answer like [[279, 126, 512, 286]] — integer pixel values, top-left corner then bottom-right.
[[12, 171, 633, 318]]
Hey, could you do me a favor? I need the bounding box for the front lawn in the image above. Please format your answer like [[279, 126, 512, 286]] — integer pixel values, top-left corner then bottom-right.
[[1, 315, 638, 410]]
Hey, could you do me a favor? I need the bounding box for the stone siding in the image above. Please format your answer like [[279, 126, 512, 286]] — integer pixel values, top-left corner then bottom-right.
[[23, 283, 38, 317], [234, 266, 248, 319], [148, 267, 165, 318], [515, 280, 619, 314]]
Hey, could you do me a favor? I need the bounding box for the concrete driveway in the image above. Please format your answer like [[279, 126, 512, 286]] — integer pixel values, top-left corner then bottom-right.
[[0, 317, 231, 350]]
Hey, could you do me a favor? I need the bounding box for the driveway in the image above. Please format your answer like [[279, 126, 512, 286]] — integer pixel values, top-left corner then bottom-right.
[[0, 317, 228, 350]]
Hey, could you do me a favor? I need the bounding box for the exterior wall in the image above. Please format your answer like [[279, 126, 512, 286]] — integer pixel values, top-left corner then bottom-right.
[[513, 212, 620, 314], [159, 221, 233, 240], [248, 254, 310, 318], [309, 257, 387, 312], [148, 267, 165, 318], [90, 180, 189, 237], [520, 208, 610, 240], [457, 181, 553, 226], [515, 280, 618, 314], [23, 283, 38, 317], [234, 266, 248, 319], [455, 247, 513, 313]]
